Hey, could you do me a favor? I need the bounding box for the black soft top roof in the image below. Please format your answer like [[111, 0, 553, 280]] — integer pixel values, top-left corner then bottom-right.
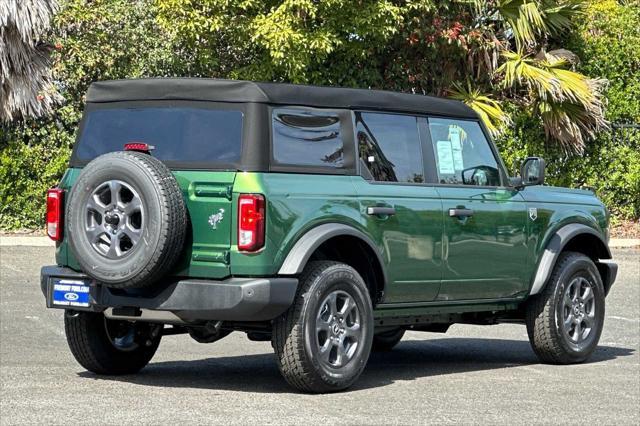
[[86, 78, 477, 119]]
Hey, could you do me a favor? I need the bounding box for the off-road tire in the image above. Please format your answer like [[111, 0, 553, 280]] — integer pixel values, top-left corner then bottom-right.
[[272, 261, 374, 393], [372, 328, 405, 351], [526, 252, 605, 364], [64, 311, 161, 375], [66, 151, 187, 289]]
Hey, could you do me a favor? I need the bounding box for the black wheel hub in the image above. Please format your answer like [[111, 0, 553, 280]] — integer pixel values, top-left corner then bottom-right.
[[104, 212, 120, 226]]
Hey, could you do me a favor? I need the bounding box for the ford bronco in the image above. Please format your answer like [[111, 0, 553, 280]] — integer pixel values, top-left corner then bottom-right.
[[41, 78, 617, 393]]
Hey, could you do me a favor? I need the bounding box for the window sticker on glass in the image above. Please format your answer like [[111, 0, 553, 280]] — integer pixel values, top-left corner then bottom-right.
[[436, 140, 455, 174], [449, 126, 464, 171], [451, 139, 464, 171]]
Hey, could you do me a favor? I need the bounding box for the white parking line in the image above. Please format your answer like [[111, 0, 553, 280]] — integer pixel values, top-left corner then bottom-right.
[[607, 316, 639, 322]]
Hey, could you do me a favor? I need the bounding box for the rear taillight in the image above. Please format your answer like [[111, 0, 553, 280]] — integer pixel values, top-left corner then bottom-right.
[[46, 188, 64, 241], [238, 194, 265, 252]]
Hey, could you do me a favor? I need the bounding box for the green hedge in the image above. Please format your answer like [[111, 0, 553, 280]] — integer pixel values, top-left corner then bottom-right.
[[495, 109, 640, 224], [0, 121, 72, 230]]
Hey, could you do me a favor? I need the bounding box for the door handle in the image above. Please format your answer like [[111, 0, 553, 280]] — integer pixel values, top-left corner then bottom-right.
[[367, 206, 396, 216], [449, 208, 474, 218]]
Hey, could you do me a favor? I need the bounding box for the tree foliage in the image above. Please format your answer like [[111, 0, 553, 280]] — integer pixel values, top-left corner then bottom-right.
[[0, 0, 638, 230], [153, 0, 606, 151], [1, 0, 176, 229]]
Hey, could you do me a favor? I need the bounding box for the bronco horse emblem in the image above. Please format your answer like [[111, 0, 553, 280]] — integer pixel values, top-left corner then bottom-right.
[[208, 208, 225, 229]]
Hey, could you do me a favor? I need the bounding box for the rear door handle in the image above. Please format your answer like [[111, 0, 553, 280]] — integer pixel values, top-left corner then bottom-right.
[[367, 206, 396, 216], [449, 208, 474, 218]]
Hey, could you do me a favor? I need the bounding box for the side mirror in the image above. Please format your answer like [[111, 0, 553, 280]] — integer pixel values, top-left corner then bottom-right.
[[520, 157, 545, 187]]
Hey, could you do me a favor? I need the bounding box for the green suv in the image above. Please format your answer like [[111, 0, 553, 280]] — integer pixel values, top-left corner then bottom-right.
[[41, 78, 617, 393]]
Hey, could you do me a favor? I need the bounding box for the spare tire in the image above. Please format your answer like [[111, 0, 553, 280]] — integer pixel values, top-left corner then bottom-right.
[[66, 151, 187, 289]]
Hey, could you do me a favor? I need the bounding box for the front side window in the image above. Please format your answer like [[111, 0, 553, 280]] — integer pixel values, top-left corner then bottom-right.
[[356, 112, 424, 183], [272, 108, 344, 167], [428, 118, 501, 186]]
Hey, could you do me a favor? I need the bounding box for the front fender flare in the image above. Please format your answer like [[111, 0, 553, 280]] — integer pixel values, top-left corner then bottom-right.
[[529, 223, 611, 296]]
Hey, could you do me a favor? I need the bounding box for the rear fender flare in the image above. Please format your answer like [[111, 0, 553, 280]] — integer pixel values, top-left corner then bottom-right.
[[278, 223, 387, 283]]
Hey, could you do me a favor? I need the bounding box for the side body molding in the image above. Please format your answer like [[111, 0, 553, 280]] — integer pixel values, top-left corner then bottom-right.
[[529, 223, 612, 296], [278, 223, 386, 279]]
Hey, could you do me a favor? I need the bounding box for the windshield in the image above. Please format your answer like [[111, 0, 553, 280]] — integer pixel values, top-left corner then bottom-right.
[[74, 105, 243, 168]]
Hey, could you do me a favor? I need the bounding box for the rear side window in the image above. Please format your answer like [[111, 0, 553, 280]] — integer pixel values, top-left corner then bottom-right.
[[75, 106, 243, 167], [428, 118, 501, 186], [272, 108, 344, 168], [356, 112, 424, 183]]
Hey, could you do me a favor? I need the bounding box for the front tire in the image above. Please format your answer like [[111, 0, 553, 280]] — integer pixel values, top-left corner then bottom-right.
[[64, 311, 161, 374], [526, 252, 605, 364], [272, 261, 374, 393]]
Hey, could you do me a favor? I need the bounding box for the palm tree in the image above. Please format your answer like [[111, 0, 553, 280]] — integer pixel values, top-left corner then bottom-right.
[[449, 82, 512, 136], [498, 50, 607, 152], [0, 0, 60, 122], [452, 0, 606, 153]]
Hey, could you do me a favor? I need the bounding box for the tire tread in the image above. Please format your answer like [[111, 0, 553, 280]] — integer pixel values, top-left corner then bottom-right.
[[272, 261, 371, 393], [65, 312, 160, 375], [526, 251, 603, 364]]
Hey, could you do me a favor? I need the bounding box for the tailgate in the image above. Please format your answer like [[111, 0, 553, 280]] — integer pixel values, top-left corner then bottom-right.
[[172, 171, 236, 279]]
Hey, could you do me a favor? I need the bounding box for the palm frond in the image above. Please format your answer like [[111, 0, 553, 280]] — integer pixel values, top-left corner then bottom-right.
[[498, 50, 608, 152], [481, 0, 587, 47], [538, 98, 606, 154], [497, 50, 559, 99], [0, 0, 60, 122], [541, 0, 586, 35], [449, 82, 512, 135], [541, 53, 604, 108]]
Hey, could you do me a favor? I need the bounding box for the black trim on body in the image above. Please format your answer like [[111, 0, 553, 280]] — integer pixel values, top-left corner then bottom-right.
[[41, 266, 298, 322], [278, 223, 388, 285], [529, 224, 615, 296]]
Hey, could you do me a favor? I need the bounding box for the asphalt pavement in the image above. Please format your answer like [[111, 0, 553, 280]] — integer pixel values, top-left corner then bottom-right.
[[1, 246, 638, 425]]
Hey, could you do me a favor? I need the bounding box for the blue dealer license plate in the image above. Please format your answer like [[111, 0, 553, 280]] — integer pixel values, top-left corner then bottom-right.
[[51, 279, 91, 308]]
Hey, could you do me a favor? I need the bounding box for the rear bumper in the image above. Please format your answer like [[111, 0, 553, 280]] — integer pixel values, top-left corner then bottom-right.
[[40, 266, 298, 322]]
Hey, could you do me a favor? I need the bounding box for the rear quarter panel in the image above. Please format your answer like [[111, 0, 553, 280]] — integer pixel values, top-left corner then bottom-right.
[[230, 172, 367, 276]]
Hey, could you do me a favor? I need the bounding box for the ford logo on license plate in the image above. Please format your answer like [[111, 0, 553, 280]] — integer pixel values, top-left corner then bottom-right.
[[64, 292, 79, 301]]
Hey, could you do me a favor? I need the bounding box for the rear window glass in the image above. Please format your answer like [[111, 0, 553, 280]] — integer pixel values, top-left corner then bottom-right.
[[75, 107, 243, 166], [356, 112, 424, 183], [272, 108, 344, 167]]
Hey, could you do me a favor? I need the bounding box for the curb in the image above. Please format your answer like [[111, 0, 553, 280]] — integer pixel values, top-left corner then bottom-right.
[[608, 239, 640, 248], [1, 235, 638, 248], [0, 236, 52, 247]]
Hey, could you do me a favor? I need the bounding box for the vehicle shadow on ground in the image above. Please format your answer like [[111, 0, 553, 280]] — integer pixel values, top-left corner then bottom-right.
[[77, 338, 635, 394]]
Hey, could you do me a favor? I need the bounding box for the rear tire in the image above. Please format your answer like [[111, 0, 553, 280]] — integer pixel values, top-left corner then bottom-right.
[[272, 261, 374, 393], [526, 252, 605, 364], [372, 328, 405, 351], [64, 311, 161, 375]]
